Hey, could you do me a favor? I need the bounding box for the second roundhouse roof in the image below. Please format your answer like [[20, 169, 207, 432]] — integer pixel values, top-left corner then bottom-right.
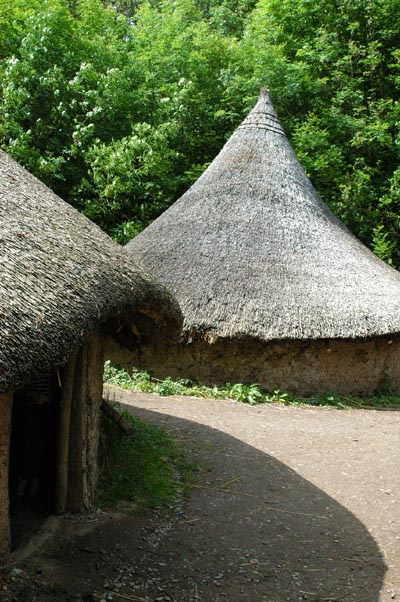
[[127, 90, 400, 343]]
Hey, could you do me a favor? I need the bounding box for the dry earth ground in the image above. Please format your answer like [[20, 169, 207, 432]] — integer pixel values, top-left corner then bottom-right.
[[3, 387, 400, 602]]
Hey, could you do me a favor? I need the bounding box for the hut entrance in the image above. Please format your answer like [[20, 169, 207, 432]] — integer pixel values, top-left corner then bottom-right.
[[8, 373, 61, 550]]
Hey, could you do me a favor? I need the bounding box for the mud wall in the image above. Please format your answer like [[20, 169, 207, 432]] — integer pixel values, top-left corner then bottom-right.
[[106, 335, 400, 396]]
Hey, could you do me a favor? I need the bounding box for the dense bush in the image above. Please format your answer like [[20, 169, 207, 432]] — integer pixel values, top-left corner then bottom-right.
[[1, 0, 399, 264]]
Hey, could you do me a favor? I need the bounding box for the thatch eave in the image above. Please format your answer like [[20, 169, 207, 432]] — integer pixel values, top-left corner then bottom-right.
[[182, 325, 400, 347], [0, 150, 182, 393]]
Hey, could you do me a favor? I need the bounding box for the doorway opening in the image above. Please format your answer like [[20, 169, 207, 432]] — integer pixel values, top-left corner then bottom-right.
[[8, 372, 61, 550]]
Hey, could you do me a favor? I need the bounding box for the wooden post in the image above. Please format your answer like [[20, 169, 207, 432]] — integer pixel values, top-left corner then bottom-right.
[[67, 343, 88, 513], [85, 332, 104, 506], [0, 392, 12, 568], [64, 331, 105, 514], [55, 351, 77, 514]]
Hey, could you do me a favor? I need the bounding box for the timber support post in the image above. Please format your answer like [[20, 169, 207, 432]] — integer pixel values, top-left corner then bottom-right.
[[55, 351, 77, 514], [66, 331, 104, 513], [86, 332, 104, 505]]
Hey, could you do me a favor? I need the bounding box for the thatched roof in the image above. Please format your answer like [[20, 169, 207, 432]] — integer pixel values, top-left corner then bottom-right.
[[126, 89, 400, 344], [0, 150, 182, 392]]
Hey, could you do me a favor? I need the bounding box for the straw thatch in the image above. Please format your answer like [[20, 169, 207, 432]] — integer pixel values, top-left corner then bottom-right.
[[0, 149, 182, 393], [127, 89, 400, 345]]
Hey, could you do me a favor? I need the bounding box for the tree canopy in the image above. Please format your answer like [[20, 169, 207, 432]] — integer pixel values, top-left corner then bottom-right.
[[0, 0, 399, 264]]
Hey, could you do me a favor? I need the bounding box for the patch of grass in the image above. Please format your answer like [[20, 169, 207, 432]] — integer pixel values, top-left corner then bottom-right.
[[98, 404, 196, 510], [297, 392, 400, 409], [103, 361, 400, 409]]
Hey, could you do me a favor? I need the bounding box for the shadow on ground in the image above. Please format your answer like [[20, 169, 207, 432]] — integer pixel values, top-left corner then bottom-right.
[[7, 403, 386, 602]]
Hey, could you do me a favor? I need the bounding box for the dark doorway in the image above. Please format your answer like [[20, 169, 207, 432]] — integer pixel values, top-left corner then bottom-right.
[[9, 372, 61, 550]]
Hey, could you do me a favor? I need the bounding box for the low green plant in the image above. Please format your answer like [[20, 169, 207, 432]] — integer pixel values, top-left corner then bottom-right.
[[103, 361, 400, 409], [154, 376, 187, 397], [99, 405, 195, 510], [103, 361, 153, 392], [226, 383, 264, 404]]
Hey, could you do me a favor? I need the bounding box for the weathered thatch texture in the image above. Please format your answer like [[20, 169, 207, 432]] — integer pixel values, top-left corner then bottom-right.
[[127, 90, 400, 344], [0, 150, 182, 393]]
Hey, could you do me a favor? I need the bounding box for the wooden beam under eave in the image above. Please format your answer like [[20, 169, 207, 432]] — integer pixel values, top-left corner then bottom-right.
[[55, 351, 77, 515], [0, 392, 12, 568]]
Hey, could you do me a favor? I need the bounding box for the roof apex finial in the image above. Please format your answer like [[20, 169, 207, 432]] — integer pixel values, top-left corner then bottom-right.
[[238, 87, 284, 135]]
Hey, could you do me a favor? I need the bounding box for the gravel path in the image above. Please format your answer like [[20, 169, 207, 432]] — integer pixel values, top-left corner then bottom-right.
[[4, 388, 400, 602]]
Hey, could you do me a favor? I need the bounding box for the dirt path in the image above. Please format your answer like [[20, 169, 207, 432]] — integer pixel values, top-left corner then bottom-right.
[[4, 388, 400, 602]]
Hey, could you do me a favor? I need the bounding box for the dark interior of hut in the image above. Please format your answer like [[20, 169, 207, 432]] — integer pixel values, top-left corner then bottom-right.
[[8, 373, 60, 550]]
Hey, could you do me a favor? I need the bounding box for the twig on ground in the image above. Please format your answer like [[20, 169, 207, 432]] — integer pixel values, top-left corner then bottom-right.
[[112, 594, 148, 602], [320, 556, 365, 563], [220, 476, 243, 488]]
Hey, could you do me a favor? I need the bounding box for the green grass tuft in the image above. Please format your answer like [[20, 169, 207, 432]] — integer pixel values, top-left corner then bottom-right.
[[99, 406, 195, 510], [103, 361, 400, 409]]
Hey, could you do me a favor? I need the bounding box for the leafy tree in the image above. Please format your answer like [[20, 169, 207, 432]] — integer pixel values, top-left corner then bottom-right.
[[242, 0, 400, 264], [0, 3, 80, 191], [0, 0, 145, 207], [83, 122, 178, 239], [0, 0, 247, 234], [0, 0, 399, 270], [129, 1, 246, 183]]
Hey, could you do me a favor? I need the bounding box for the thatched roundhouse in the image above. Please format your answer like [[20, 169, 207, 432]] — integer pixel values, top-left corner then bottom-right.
[[0, 149, 181, 566], [125, 89, 400, 394]]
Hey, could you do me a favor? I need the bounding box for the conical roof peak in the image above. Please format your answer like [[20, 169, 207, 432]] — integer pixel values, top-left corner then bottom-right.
[[238, 88, 285, 136], [126, 92, 400, 343]]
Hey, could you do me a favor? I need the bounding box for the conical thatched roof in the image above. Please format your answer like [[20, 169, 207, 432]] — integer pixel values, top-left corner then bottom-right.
[[0, 150, 182, 392], [126, 89, 400, 344]]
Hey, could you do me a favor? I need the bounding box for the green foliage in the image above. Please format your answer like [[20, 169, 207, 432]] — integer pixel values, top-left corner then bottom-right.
[[241, 0, 400, 265], [103, 360, 154, 391], [99, 403, 194, 509], [104, 361, 266, 403], [83, 122, 178, 232], [0, 0, 139, 198], [226, 383, 264, 404], [0, 0, 46, 59], [0, 0, 247, 238], [0, 0, 399, 265], [372, 224, 396, 265], [103, 362, 400, 409]]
